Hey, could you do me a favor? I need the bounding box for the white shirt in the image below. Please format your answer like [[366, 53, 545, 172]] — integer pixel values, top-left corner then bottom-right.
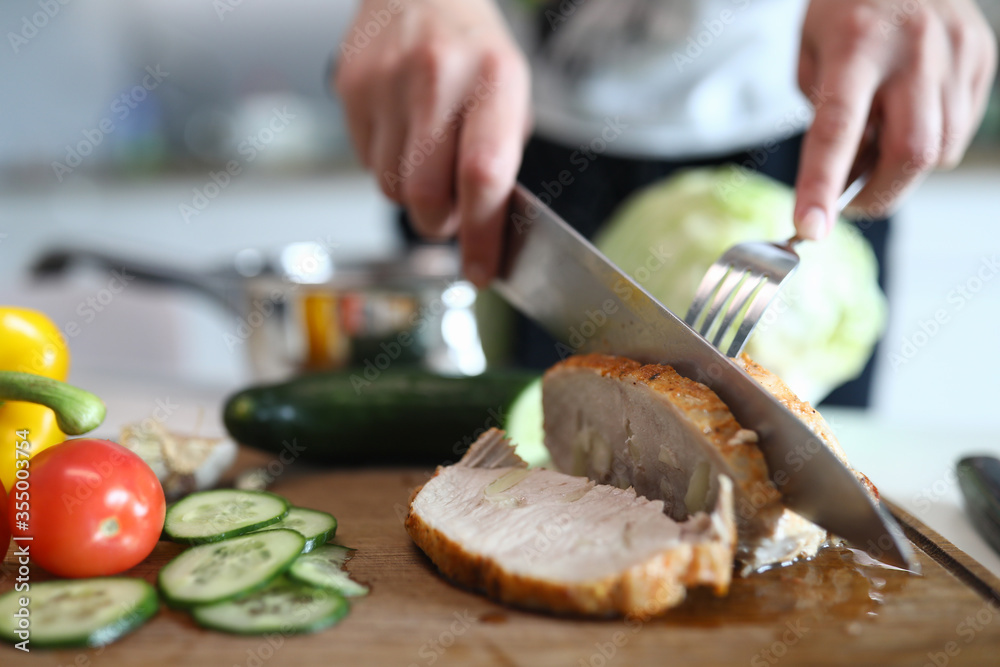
[[503, 0, 813, 159]]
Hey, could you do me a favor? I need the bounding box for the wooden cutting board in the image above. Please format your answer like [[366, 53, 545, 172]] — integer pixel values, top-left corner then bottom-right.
[[3, 454, 1000, 667]]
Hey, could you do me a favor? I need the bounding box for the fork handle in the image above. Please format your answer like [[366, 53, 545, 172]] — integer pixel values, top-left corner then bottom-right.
[[785, 166, 873, 248], [836, 169, 871, 212]]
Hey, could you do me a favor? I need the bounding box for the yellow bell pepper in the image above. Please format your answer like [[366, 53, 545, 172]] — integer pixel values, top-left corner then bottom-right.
[[0, 307, 71, 492]]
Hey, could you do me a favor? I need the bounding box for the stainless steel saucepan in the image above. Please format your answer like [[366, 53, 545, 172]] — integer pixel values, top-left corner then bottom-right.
[[32, 243, 488, 381]]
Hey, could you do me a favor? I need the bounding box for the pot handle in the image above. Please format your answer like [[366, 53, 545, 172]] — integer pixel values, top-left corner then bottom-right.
[[31, 247, 241, 315]]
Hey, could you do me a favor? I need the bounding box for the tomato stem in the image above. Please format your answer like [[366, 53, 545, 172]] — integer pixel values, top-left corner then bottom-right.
[[100, 517, 121, 537], [0, 370, 106, 435]]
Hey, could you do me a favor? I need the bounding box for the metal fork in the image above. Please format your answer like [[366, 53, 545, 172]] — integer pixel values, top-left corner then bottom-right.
[[684, 174, 869, 357]]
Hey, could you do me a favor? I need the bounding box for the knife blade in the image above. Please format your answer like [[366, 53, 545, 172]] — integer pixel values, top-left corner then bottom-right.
[[493, 183, 917, 572]]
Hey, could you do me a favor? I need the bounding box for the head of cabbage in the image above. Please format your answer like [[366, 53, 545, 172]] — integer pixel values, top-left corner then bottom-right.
[[593, 166, 887, 404]]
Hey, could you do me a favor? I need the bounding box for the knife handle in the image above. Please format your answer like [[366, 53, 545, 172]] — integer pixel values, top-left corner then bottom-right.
[[957, 456, 1000, 557]]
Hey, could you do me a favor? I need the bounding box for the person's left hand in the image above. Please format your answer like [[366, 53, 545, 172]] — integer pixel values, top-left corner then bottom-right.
[[794, 0, 997, 239]]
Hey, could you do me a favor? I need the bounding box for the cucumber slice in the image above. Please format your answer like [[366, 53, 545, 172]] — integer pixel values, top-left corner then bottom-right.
[[0, 578, 158, 649], [256, 507, 338, 552], [164, 489, 289, 544], [159, 529, 305, 608], [288, 545, 369, 597], [191, 577, 348, 635]]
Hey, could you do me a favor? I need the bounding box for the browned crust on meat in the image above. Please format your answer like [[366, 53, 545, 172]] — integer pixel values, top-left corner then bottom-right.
[[735, 354, 879, 501], [404, 502, 734, 618], [546, 354, 782, 507]]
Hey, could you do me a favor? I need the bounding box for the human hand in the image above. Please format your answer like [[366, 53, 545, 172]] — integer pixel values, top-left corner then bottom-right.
[[795, 0, 997, 238], [333, 0, 531, 286]]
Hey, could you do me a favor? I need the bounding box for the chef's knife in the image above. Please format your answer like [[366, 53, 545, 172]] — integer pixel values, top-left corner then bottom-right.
[[493, 183, 918, 572]]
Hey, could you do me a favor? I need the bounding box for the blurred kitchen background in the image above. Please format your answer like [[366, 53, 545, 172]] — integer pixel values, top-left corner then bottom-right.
[[1, 1, 1000, 569], [5, 0, 1000, 410]]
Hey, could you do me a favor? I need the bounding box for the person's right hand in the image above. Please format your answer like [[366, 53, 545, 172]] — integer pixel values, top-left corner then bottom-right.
[[333, 0, 532, 287]]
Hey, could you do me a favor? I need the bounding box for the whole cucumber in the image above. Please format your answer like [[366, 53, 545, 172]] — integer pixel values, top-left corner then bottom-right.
[[223, 369, 538, 465]]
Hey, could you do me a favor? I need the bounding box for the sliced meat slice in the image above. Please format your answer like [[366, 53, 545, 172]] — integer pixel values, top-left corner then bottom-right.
[[543, 354, 844, 571], [406, 428, 736, 617]]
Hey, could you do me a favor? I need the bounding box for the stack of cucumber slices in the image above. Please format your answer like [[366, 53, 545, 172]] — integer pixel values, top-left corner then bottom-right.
[[0, 489, 367, 649], [160, 489, 366, 634]]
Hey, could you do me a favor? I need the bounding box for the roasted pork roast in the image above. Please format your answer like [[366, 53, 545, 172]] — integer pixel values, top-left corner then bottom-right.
[[543, 354, 876, 571], [406, 429, 736, 616]]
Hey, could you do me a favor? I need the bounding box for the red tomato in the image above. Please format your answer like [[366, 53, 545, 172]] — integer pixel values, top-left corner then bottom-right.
[[8, 438, 165, 577], [0, 484, 9, 557]]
